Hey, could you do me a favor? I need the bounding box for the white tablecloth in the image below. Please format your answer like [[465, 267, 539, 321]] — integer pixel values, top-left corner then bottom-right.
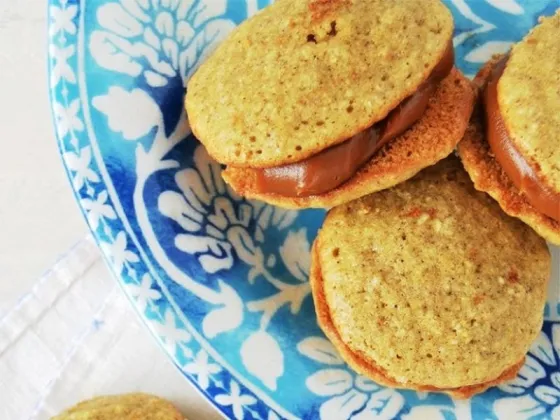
[[0, 1, 86, 316], [0, 236, 221, 420]]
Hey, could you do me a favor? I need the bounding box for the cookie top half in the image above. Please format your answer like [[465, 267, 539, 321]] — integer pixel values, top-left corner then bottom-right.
[[314, 158, 550, 389], [186, 0, 453, 167]]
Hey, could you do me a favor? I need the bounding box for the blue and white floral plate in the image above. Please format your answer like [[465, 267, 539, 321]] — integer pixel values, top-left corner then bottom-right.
[[48, 0, 560, 418]]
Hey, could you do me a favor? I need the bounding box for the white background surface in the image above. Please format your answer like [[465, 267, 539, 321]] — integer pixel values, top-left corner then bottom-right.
[[0, 3, 220, 419], [0, 3, 85, 316]]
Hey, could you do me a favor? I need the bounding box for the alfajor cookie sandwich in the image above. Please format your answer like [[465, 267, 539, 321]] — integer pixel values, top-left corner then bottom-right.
[[310, 157, 550, 398], [186, 0, 475, 208], [458, 11, 560, 244], [52, 393, 183, 420]]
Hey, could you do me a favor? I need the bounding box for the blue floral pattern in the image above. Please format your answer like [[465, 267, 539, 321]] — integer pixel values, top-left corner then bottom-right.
[[48, 0, 560, 419]]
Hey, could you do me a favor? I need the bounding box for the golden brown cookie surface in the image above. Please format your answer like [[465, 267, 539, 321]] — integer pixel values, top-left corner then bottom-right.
[[311, 157, 550, 396], [311, 242, 525, 399], [52, 393, 183, 420], [186, 0, 453, 167]]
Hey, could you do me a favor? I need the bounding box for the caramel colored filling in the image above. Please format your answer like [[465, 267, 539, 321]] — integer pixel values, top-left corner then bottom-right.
[[484, 57, 560, 222], [244, 41, 455, 197]]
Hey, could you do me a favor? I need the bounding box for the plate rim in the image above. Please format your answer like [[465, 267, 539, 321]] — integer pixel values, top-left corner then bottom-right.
[[46, 1, 289, 419]]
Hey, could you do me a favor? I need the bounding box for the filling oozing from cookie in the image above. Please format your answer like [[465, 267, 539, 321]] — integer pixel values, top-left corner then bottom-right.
[[234, 41, 455, 197], [484, 56, 560, 222]]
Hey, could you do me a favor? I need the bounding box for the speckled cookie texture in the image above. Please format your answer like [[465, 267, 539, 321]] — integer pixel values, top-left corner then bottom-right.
[[457, 59, 560, 245], [52, 393, 184, 420], [223, 68, 475, 208], [186, 0, 453, 168], [310, 157, 550, 398], [498, 11, 560, 191]]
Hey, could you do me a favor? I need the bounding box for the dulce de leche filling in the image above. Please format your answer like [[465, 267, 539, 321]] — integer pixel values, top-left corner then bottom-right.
[[484, 57, 560, 222], [248, 41, 455, 197]]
